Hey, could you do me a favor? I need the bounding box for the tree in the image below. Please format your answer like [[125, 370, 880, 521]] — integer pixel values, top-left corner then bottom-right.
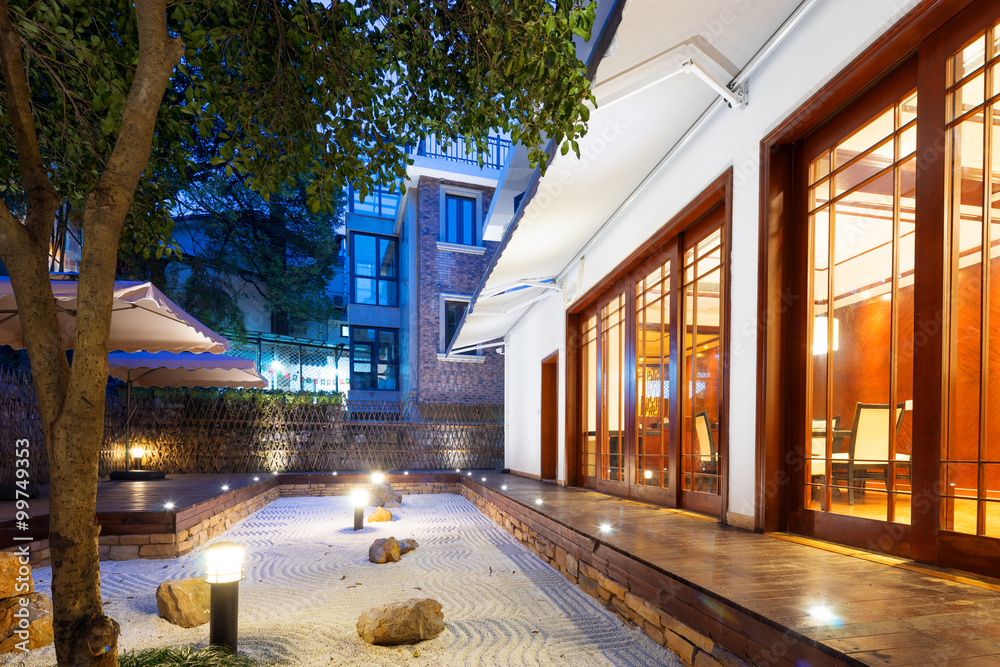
[[0, 0, 597, 664], [122, 173, 347, 340]]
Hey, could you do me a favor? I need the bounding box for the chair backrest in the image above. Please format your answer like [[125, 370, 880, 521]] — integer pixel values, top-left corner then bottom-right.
[[810, 416, 840, 458], [694, 411, 715, 457], [848, 403, 905, 461]]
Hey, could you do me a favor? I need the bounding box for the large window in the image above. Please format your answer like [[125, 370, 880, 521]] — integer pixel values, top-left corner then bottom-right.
[[350, 327, 398, 391], [443, 193, 478, 246], [576, 195, 728, 515], [806, 87, 918, 524], [351, 233, 397, 306]]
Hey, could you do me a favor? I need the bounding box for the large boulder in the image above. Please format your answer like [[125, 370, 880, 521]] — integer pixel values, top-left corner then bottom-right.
[[398, 538, 418, 555], [156, 577, 210, 628], [368, 507, 392, 523], [0, 593, 53, 653], [0, 552, 32, 599], [356, 598, 444, 645], [369, 537, 401, 564], [370, 482, 402, 508]]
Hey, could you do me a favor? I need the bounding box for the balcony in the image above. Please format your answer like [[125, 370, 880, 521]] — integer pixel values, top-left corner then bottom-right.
[[411, 135, 512, 171], [347, 185, 401, 220]]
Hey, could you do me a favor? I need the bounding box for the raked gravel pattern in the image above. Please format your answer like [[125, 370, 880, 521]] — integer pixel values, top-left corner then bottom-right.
[[7, 494, 681, 666]]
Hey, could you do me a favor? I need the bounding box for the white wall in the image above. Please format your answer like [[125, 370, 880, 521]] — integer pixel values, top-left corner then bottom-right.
[[504, 292, 566, 477], [506, 0, 921, 519]]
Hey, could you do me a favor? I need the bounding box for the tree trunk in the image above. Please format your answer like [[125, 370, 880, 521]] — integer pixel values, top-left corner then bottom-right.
[[0, 1, 183, 664]]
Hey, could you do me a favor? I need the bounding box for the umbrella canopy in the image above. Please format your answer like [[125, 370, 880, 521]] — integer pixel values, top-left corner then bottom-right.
[[0, 277, 228, 353], [108, 351, 266, 388]]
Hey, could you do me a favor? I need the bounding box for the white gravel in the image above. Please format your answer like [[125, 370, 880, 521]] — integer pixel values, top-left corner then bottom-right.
[[6, 494, 681, 666]]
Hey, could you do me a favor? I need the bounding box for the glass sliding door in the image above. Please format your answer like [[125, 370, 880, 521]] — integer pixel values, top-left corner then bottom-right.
[[680, 210, 726, 515], [943, 21, 1000, 539], [806, 88, 917, 527], [575, 191, 729, 517], [599, 292, 628, 490]]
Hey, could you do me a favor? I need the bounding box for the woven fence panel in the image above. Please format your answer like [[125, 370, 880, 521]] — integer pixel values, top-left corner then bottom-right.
[[0, 366, 47, 485], [0, 371, 504, 482]]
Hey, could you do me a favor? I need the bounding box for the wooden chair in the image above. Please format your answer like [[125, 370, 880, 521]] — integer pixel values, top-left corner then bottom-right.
[[831, 402, 907, 505], [809, 415, 841, 481], [695, 411, 717, 491]]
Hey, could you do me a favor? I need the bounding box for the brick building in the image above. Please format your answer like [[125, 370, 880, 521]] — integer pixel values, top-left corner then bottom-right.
[[344, 137, 509, 406]]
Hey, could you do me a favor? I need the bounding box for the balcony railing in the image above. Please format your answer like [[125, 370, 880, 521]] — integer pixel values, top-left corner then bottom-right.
[[411, 135, 512, 170]]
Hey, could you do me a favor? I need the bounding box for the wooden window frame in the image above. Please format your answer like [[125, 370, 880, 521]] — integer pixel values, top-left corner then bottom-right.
[[566, 169, 733, 518], [757, 0, 1000, 576]]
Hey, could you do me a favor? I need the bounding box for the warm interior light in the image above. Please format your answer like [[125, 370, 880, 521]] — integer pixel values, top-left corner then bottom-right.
[[129, 446, 145, 460], [350, 488, 369, 507], [371, 472, 385, 484], [205, 542, 244, 584], [812, 316, 840, 355], [644, 470, 652, 480]]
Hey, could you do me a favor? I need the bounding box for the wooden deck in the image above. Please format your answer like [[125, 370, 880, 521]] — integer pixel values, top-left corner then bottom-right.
[[470, 474, 1000, 666], [1, 472, 998, 665]]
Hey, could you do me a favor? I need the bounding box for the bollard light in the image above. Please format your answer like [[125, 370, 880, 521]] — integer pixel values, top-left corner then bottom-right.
[[205, 542, 244, 653], [371, 472, 385, 484], [129, 446, 145, 470], [351, 488, 368, 531]]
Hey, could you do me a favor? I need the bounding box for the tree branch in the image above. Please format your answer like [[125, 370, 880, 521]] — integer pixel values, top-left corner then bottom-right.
[[0, 0, 60, 244]]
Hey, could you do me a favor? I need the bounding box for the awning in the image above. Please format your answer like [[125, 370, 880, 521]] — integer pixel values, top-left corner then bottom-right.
[[108, 351, 266, 388]]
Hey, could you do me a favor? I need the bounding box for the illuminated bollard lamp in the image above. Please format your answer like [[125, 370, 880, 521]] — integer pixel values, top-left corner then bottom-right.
[[351, 488, 368, 531], [205, 542, 244, 653]]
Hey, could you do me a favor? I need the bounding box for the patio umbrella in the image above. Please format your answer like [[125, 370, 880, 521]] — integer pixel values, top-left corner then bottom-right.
[[108, 351, 266, 478], [0, 276, 228, 353]]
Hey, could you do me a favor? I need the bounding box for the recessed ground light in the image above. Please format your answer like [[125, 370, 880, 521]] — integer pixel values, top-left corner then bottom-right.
[[221, 485, 230, 491], [501, 485, 508, 490], [481, 477, 486, 482], [272, 471, 278, 475], [599, 523, 612, 533], [332, 471, 337, 476], [806, 605, 838, 623], [535, 498, 543, 506], [164, 502, 175, 510], [253, 476, 259, 482], [467, 471, 472, 476], [404, 471, 409, 475], [456, 469, 461, 473]]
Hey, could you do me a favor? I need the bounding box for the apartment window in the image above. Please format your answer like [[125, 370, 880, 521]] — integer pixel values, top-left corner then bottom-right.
[[440, 297, 476, 356], [350, 327, 398, 390], [351, 232, 397, 306], [439, 186, 483, 248]]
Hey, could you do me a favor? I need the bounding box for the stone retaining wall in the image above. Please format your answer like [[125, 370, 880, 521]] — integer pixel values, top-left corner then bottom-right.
[[459, 485, 746, 667], [279, 481, 459, 497]]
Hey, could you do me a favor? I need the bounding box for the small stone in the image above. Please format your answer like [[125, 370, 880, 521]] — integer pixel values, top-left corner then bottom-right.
[[369, 537, 401, 564], [383, 501, 401, 508], [368, 507, 392, 523], [398, 538, 418, 555], [356, 597, 444, 645], [0, 552, 32, 599], [155, 578, 210, 628], [0, 593, 53, 653]]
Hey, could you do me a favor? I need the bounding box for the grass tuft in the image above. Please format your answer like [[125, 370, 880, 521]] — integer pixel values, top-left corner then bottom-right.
[[117, 645, 265, 667]]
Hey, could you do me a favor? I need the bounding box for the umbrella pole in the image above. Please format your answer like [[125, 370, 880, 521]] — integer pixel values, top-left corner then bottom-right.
[[125, 375, 132, 471]]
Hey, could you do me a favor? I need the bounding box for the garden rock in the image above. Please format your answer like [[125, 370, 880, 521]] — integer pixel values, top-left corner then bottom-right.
[[369, 537, 401, 564], [368, 507, 392, 523], [398, 538, 418, 555], [0, 552, 31, 599], [0, 593, 53, 653], [383, 501, 401, 508], [155, 577, 210, 628], [370, 482, 402, 507], [356, 597, 444, 645]]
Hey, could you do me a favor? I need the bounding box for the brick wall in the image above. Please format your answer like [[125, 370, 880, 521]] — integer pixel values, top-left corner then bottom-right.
[[415, 176, 504, 404]]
